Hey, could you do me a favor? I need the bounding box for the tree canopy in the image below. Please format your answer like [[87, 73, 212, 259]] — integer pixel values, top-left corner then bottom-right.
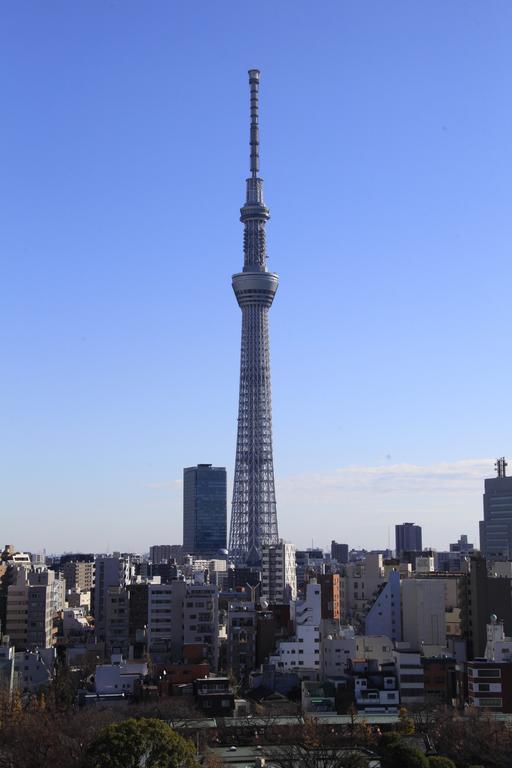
[[86, 717, 198, 768]]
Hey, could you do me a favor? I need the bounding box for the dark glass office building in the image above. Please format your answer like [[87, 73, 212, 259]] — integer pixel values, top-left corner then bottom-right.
[[183, 464, 227, 558], [480, 459, 512, 561], [395, 522, 422, 556]]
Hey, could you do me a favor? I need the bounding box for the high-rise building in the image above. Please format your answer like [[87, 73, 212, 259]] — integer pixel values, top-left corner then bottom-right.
[[147, 581, 219, 669], [93, 555, 132, 641], [261, 540, 297, 604], [229, 70, 279, 565], [5, 568, 54, 650], [183, 465, 227, 558], [317, 573, 341, 621], [331, 541, 349, 564], [227, 601, 257, 684], [149, 544, 183, 565], [395, 522, 422, 555], [480, 458, 512, 561]]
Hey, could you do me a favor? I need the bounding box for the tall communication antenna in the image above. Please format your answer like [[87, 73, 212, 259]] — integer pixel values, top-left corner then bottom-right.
[[229, 70, 279, 565]]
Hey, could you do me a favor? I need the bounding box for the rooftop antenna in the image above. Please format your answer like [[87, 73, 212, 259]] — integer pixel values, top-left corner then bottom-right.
[[496, 457, 508, 478], [248, 69, 260, 178]]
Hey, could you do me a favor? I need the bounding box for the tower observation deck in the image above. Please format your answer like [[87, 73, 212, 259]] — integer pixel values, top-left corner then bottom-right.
[[229, 70, 279, 565]]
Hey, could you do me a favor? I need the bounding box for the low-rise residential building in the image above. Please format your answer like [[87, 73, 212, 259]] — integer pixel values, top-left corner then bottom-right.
[[14, 648, 55, 695], [193, 675, 235, 716], [422, 655, 458, 704], [393, 649, 425, 706], [322, 627, 356, 677], [94, 654, 148, 696], [467, 659, 512, 713], [352, 658, 399, 714]]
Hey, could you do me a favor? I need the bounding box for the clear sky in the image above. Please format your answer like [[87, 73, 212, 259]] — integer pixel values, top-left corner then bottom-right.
[[1, 1, 511, 554]]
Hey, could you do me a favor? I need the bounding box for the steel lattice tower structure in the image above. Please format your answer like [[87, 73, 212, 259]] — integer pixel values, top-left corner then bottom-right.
[[229, 69, 279, 565]]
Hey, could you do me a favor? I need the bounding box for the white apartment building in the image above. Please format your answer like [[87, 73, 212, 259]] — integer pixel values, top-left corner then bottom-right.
[[485, 615, 512, 661], [261, 540, 297, 604], [354, 669, 400, 714], [269, 582, 322, 679], [94, 655, 148, 695]]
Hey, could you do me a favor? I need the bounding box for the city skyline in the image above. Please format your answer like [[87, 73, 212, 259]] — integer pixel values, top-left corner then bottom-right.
[[1, 2, 511, 552]]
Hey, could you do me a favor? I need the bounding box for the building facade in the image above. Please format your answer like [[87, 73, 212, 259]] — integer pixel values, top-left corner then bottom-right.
[[331, 541, 349, 564], [261, 540, 297, 604], [395, 523, 422, 555], [480, 458, 512, 561], [183, 465, 227, 558]]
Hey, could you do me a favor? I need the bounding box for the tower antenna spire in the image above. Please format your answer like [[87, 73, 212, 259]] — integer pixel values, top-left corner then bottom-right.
[[248, 69, 260, 178], [230, 69, 279, 565]]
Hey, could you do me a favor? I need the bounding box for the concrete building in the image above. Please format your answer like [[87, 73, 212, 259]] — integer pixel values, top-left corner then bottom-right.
[[484, 615, 512, 662], [269, 583, 323, 679], [480, 458, 512, 561], [94, 654, 148, 696], [352, 658, 400, 714], [62, 559, 94, 593], [227, 602, 257, 684], [183, 465, 227, 559], [6, 568, 54, 650], [104, 586, 130, 657], [341, 553, 386, 623], [261, 540, 296, 604], [395, 523, 422, 556], [460, 555, 512, 659], [355, 635, 394, 665], [393, 649, 425, 706], [401, 578, 446, 652], [467, 658, 512, 713], [149, 545, 183, 564], [15, 648, 55, 695], [147, 581, 219, 670], [415, 556, 435, 574], [322, 626, 356, 677], [450, 534, 474, 555], [295, 549, 328, 592], [365, 569, 401, 642], [62, 607, 91, 640], [318, 573, 341, 621], [94, 555, 132, 641]]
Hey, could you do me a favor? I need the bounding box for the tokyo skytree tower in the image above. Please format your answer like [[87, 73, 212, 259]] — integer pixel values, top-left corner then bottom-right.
[[229, 70, 279, 565]]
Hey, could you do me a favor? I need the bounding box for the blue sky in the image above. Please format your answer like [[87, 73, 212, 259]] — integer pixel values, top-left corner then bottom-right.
[[1, 1, 510, 553]]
